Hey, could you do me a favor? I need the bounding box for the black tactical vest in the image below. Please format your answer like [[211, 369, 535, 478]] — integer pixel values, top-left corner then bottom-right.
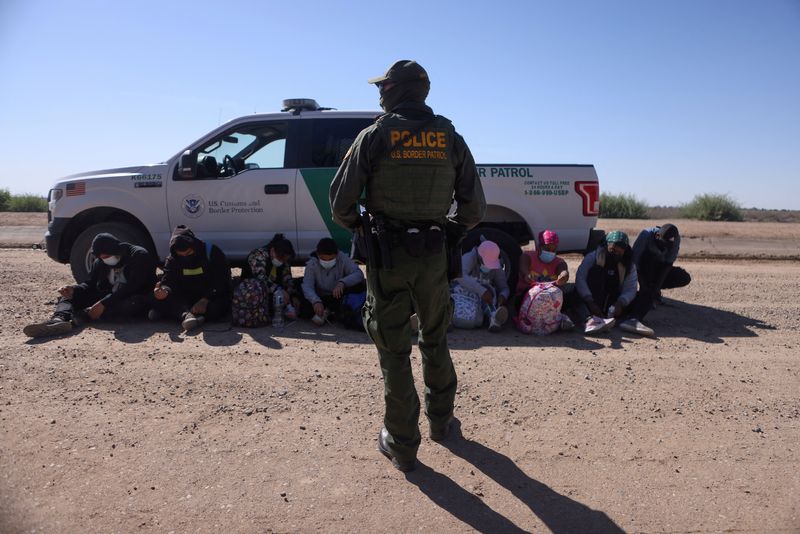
[[367, 114, 457, 222]]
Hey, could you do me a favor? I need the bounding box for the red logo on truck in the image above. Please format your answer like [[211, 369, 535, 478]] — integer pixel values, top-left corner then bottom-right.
[[574, 181, 599, 216]]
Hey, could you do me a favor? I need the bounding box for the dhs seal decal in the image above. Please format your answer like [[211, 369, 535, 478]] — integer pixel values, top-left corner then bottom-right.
[[182, 194, 205, 218]]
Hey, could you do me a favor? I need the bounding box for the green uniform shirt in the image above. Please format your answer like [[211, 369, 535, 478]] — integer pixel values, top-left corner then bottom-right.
[[329, 101, 486, 229]]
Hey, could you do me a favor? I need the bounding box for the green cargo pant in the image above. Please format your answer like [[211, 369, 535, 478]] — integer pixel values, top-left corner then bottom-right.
[[363, 245, 456, 462]]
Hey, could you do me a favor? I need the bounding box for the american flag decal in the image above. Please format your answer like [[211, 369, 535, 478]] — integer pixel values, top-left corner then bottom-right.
[[66, 182, 86, 196]]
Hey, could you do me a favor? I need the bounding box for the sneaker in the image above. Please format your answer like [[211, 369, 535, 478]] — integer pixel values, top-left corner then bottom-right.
[[284, 304, 297, 321], [147, 309, 160, 321], [488, 306, 508, 332], [181, 312, 200, 331], [619, 318, 655, 337], [584, 315, 615, 335], [560, 316, 575, 331], [23, 317, 72, 338], [311, 310, 328, 326], [409, 313, 419, 332]]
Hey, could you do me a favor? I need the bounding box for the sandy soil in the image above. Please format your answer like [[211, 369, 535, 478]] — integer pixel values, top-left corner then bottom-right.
[[0, 212, 47, 226], [1, 247, 798, 533], [597, 219, 800, 259]]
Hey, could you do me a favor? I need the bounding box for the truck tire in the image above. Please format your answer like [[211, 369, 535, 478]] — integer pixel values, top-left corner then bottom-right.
[[461, 227, 522, 286], [69, 222, 152, 282]]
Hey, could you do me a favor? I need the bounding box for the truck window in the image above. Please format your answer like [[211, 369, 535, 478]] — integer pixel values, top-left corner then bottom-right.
[[306, 118, 375, 168], [187, 122, 288, 180]]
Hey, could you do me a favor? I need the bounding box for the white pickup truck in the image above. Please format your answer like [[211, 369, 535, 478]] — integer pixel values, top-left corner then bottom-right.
[[45, 99, 602, 282]]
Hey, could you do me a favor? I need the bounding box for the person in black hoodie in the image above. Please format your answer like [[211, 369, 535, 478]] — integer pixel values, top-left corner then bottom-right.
[[150, 225, 231, 331], [23, 233, 157, 338]]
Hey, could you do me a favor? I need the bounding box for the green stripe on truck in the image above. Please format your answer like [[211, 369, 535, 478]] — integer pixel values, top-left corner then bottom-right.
[[299, 168, 353, 253]]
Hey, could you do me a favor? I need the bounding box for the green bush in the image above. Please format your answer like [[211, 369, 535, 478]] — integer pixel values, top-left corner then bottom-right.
[[599, 193, 649, 219], [0, 188, 11, 211], [7, 194, 48, 212], [681, 194, 743, 221]]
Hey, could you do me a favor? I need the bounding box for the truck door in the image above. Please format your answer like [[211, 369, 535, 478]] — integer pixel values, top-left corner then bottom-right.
[[166, 120, 295, 261], [294, 116, 376, 254]]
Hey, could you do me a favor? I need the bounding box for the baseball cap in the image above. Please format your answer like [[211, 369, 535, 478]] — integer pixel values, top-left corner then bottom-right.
[[368, 60, 429, 85], [477, 240, 502, 269]]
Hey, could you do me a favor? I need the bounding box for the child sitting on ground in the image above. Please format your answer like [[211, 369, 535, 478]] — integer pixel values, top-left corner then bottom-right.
[[298, 238, 366, 329], [244, 233, 299, 325], [451, 240, 510, 332], [514, 229, 574, 334]]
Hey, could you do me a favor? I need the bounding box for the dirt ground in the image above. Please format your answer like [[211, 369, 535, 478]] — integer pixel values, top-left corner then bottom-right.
[[1, 223, 799, 533], [0, 212, 47, 226]]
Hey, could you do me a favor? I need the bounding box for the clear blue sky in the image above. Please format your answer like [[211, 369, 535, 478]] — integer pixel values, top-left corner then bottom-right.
[[1, 0, 798, 209]]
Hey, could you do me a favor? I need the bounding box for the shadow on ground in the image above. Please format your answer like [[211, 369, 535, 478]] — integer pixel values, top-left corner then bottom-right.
[[639, 297, 775, 343], [31, 319, 374, 349], [406, 420, 625, 533], [24, 297, 773, 350]]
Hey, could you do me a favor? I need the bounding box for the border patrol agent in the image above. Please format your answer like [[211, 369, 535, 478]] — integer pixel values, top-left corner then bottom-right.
[[329, 60, 486, 471]]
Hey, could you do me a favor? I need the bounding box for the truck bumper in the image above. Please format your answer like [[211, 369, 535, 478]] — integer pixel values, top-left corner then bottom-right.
[[45, 217, 70, 263]]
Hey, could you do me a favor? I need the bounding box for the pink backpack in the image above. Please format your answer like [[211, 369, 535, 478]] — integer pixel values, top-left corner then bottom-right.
[[515, 282, 563, 335]]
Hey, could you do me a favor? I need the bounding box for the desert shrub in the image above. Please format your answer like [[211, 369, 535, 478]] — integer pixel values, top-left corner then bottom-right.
[[0, 188, 10, 211], [599, 193, 649, 219], [8, 194, 48, 212], [681, 194, 743, 221]]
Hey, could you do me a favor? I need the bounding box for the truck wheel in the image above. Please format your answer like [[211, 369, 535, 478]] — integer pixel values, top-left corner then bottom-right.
[[461, 227, 522, 286], [69, 222, 152, 282]]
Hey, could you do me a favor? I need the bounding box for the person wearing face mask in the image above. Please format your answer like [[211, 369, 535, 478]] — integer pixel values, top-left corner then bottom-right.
[[243, 233, 299, 324], [150, 225, 232, 331], [298, 238, 365, 328], [515, 230, 570, 306], [575, 230, 639, 335], [24, 232, 157, 338], [329, 60, 486, 472], [513, 230, 574, 331], [452, 240, 510, 332]]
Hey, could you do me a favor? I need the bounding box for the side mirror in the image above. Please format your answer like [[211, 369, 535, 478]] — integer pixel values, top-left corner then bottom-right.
[[178, 150, 196, 179]]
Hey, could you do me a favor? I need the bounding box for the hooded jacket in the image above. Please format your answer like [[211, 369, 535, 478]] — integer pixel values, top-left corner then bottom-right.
[[161, 226, 231, 301], [632, 226, 681, 266], [456, 246, 511, 300], [301, 251, 365, 304], [79, 234, 157, 307]]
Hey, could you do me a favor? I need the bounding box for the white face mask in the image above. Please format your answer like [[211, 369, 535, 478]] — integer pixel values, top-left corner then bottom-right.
[[271, 258, 283, 268], [102, 256, 121, 266], [539, 250, 556, 263], [319, 258, 337, 269]]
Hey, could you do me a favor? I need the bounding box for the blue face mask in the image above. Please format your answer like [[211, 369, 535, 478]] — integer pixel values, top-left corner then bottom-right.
[[539, 250, 556, 263], [479, 265, 491, 274]]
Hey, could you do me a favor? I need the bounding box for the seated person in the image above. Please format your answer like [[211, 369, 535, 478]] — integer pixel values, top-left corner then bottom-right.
[[245, 233, 299, 324], [515, 230, 570, 308], [24, 233, 156, 338], [575, 230, 646, 336], [514, 229, 573, 331], [150, 225, 231, 331], [451, 240, 510, 332], [299, 238, 366, 328], [632, 223, 690, 299]]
